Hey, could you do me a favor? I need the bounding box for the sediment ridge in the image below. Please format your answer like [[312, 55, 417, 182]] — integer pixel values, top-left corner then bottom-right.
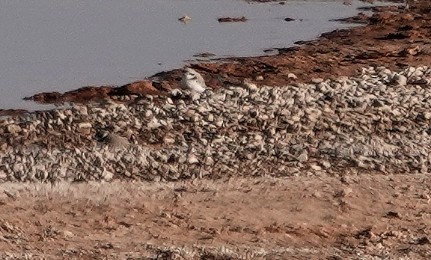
[[1, 66, 430, 182]]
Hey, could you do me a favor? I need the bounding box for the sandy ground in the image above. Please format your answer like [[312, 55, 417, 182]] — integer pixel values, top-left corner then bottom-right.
[[0, 175, 430, 259]]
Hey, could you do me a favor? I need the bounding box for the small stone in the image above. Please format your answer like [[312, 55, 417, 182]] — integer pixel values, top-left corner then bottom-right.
[[254, 134, 263, 141], [321, 161, 331, 169], [163, 137, 175, 145], [62, 230, 75, 238], [73, 105, 88, 116], [342, 187, 353, 196], [77, 127, 91, 135], [291, 116, 301, 122], [297, 151, 308, 162], [205, 157, 214, 166], [424, 112, 431, 120], [102, 169, 114, 181], [310, 164, 322, 171], [287, 73, 297, 79], [178, 15, 192, 23], [78, 122, 92, 129], [312, 78, 323, 84], [312, 191, 322, 198], [394, 74, 407, 86], [6, 124, 21, 134], [340, 176, 351, 184], [188, 154, 199, 164], [148, 118, 161, 129], [215, 119, 224, 127], [384, 211, 401, 219]]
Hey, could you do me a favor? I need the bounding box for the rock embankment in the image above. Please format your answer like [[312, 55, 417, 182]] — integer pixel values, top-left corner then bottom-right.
[[1, 66, 431, 182]]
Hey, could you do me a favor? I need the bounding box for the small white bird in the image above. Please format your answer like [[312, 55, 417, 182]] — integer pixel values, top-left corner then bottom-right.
[[95, 130, 131, 149], [181, 68, 207, 93]]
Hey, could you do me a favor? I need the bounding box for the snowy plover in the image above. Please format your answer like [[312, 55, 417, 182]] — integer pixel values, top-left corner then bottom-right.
[[95, 130, 130, 149], [181, 68, 207, 93]]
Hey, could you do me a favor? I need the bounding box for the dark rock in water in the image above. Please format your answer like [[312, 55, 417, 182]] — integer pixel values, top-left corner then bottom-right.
[[24, 91, 62, 103], [193, 52, 216, 58], [331, 12, 369, 24], [218, 16, 248, 23]]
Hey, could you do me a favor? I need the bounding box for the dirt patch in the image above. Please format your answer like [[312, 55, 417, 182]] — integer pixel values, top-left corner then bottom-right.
[[0, 175, 430, 259]]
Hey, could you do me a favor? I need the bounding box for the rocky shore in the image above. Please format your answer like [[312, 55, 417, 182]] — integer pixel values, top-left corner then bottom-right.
[[1, 66, 430, 182], [10, 0, 430, 108]]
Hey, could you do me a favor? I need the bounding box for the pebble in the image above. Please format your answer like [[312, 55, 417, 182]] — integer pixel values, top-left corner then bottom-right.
[[287, 73, 298, 79], [0, 66, 431, 182], [6, 124, 21, 134]]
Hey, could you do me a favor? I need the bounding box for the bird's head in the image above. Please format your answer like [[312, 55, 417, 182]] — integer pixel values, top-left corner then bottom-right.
[[183, 68, 199, 80]]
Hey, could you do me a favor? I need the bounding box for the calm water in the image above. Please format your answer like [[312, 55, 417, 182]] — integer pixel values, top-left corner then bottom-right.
[[0, 0, 387, 110]]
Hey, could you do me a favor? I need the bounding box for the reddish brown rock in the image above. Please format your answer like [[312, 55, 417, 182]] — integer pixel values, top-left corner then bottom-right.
[[0, 109, 28, 117], [114, 81, 161, 96], [24, 92, 62, 103], [24, 86, 113, 104], [61, 86, 113, 103]]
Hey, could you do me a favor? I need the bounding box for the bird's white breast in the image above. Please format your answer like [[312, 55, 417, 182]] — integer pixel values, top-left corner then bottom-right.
[[186, 79, 206, 93]]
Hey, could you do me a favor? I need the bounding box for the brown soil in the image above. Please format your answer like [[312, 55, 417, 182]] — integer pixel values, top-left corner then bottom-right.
[[15, 0, 431, 108], [0, 175, 430, 259]]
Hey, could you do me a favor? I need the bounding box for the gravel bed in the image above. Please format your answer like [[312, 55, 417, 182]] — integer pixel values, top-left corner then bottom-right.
[[0, 66, 430, 182]]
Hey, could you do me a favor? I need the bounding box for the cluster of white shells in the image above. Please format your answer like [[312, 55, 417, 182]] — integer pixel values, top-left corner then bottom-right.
[[0, 66, 431, 182]]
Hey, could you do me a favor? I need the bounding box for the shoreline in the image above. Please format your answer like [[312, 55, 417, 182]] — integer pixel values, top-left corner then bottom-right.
[[3, 0, 429, 116]]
